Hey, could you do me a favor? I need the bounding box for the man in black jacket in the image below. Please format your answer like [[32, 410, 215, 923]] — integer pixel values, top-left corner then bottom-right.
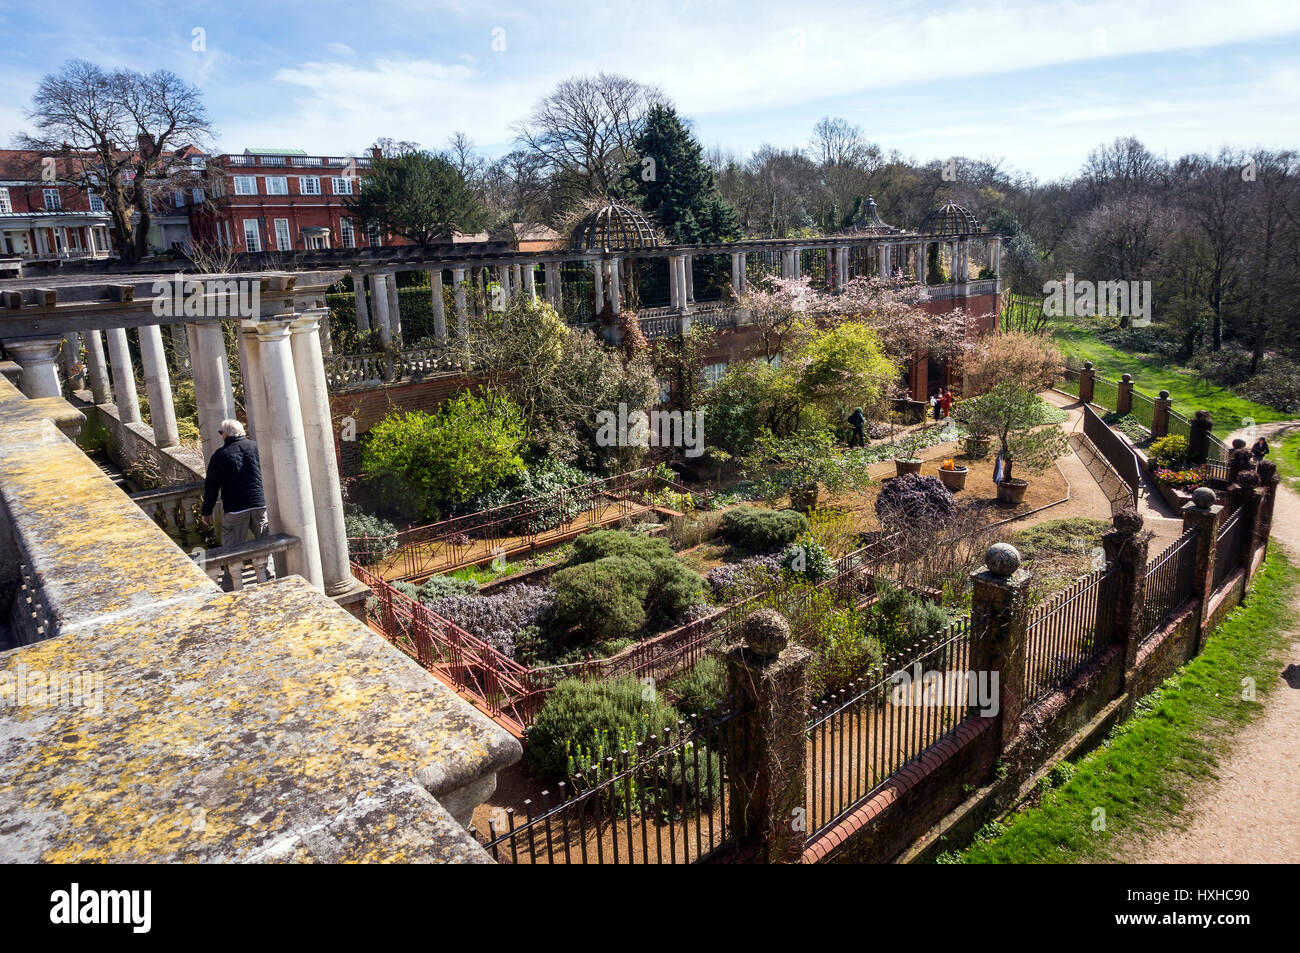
[[201, 419, 270, 577]]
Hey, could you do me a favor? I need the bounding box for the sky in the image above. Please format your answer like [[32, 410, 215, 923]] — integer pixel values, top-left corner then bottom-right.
[[2, 0, 1299, 181]]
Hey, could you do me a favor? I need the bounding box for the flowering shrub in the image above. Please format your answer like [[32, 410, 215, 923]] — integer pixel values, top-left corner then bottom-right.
[[781, 540, 835, 582], [424, 584, 556, 658], [705, 554, 783, 602], [1153, 465, 1208, 490], [344, 510, 398, 563], [1148, 434, 1189, 466]]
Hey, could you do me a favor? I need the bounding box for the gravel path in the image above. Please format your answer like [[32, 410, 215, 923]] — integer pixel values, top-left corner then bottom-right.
[[1129, 420, 1300, 864]]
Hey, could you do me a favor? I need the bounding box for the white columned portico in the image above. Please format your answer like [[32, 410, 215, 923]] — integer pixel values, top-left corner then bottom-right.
[[104, 327, 141, 425], [238, 322, 284, 577], [254, 316, 324, 588], [5, 338, 63, 399], [289, 310, 354, 596], [452, 267, 468, 334], [84, 330, 113, 404], [429, 269, 447, 342], [137, 324, 180, 448], [191, 321, 235, 460], [371, 273, 393, 346], [352, 271, 370, 333]]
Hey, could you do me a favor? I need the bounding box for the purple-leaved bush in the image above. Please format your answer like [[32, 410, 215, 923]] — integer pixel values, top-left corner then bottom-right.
[[705, 554, 784, 602], [426, 584, 556, 658]]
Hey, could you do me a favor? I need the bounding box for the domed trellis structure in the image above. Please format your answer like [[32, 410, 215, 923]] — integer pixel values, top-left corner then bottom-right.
[[920, 202, 982, 235], [848, 196, 901, 235], [569, 198, 661, 252]]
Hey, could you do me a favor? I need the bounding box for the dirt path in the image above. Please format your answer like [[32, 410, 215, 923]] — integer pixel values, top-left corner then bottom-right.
[[1128, 420, 1300, 864]]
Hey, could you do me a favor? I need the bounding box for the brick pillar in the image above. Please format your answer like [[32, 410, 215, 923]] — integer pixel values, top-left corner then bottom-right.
[[1078, 361, 1095, 404], [1151, 390, 1171, 439], [1188, 410, 1214, 465], [1231, 480, 1266, 578], [724, 608, 811, 864], [1101, 509, 1150, 681], [1116, 373, 1134, 415], [968, 543, 1031, 749], [1257, 461, 1280, 562], [1181, 487, 1222, 653]]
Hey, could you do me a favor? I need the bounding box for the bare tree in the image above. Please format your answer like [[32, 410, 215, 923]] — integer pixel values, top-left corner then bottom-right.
[[18, 60, 214, 262], [513, 72, 666, 211]]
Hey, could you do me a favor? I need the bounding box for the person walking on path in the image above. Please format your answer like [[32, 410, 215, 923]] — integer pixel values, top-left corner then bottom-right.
[[1252, 435, 1271, 463], [940, 386, 953, 419], [200, 418, 270, 584], [848, 406, 866, 448]]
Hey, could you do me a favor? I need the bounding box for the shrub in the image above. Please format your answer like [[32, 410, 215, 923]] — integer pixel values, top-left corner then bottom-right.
[[417, 574, 480, 601], [524, 676, 682, 784], [424, 584, 556, 658], [569, 529, 674, 565], [867, 580, 949, 656], [344, 509, 398, 563], [781, 540, 836, 582], [875, 474, 956, 528], [671, 656, 727, 715], [1148, 434, 1189, 466], [705, 554, 783, 602], [464, 460, 596, 531], [645, 557, 706, 625], [720, 505, 810, 555], [551, 556, 656, 641], [360, 389, 527, 520]]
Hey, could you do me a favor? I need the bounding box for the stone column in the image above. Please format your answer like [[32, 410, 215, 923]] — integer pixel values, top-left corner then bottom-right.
[[1181, 488, 1222, 653], [668, 255, 681, 311], [591, 259, 604, 314], [254, 316, 324, 587], [352, 271, 370, 333], [371, 273, 393, 347], [290, 310, 354, 596], [677, 256, 690, 312], [470, 267, 485, 317], [731, 252, 743, 294], [1101, 509, 1150, 682], [1078, 361, 1096, 404], [989, 235, 1002, 277], [877, 244, 888, 278], [495, 265, 510, 309], [1151, 390, 1172, 439], [724, 609, 811, 864], [429, 270, 447, 342], [105, 327, 142, 425], [84, 329, 113, 404], [137, 324, 180, 448], [191, 322, 234, 461], [522, 262, 537, 303], [510, 264, 523, 300], [545, 262, 562, 307], [969, 542, 1031, 749], [608, 257, 622, 315], [785, 250, 797, 282], [452, 267, 468, 334], [239, 322, 284, 577], [5, 338, 63, 399], [169, 324, 191, 379], [1116, 373, 1134, 415], [385, 272, 402, 340]]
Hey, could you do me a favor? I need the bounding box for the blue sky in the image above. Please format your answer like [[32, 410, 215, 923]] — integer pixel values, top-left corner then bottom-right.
[[2, 0, 1299, 180]]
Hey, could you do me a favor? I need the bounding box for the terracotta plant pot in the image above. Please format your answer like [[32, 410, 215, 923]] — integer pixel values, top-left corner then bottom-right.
[[894, 458, 923, 476], [938, 466, 968, 491], [996, 478, 1029, 504]]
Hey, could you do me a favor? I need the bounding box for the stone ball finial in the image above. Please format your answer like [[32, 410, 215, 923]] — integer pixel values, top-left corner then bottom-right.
[[1122, 373, 1132, 382], [1258, 460, 1279, 483], [742, 608, 790, 658], [1232, 438, 1247, 450], [1112, 507, 1144, 534], [1192, 486, 1217, 509], [1158, 390, 1170, 400], [1236, 469, 1261, 489], [1083, 360, 1094, 370], [984, 542, 1021, 577]]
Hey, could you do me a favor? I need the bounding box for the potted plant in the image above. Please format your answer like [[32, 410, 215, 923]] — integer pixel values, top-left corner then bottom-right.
[[952, 383, 1068, 505], [892, 431, 924, 476], [937, 458, 968, 491], [741, 429, 874, 512]]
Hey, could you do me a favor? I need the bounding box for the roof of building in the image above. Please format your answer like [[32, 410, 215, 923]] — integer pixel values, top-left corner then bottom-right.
[[245, 148, 308, 156]]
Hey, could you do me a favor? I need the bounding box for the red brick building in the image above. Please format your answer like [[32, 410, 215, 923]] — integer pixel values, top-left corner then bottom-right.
[[0, 151, 114, 261]]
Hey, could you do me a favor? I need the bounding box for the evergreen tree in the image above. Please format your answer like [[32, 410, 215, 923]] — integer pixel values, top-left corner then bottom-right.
[[624, 104, 740, 243]]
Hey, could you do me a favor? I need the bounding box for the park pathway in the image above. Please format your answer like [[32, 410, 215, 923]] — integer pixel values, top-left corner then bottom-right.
[[1126, 419, 1300, 864]]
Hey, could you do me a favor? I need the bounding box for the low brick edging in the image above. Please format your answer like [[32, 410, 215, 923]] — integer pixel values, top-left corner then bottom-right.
[[800, 716, 996, 864]]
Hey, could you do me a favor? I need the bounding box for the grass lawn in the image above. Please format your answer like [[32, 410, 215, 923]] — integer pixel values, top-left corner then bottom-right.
[[943, 551, 1298, 864], [1277, 429, 1300, 491], [1035, 306, 1290, 430]]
